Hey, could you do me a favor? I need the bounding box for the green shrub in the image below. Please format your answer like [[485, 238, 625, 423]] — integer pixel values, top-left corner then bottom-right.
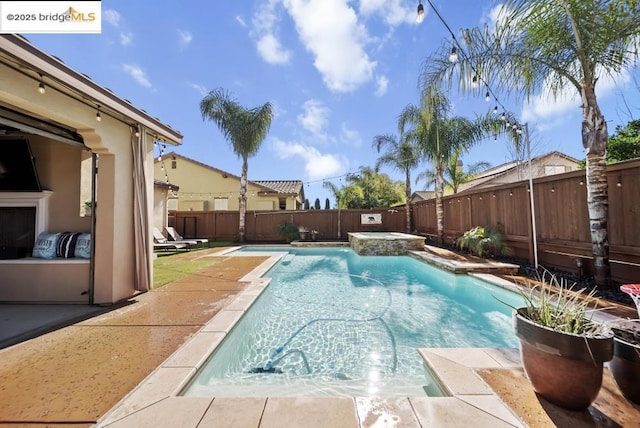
[[456, 224, 510, 258], [276, 221, 299, 243]]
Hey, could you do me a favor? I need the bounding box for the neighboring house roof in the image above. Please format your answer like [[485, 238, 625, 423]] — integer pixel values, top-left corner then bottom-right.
[[253, 180, 304, 196], [411, 191, 436, 202], [458, 151, 580, 192], [158, 151, 304, 196]]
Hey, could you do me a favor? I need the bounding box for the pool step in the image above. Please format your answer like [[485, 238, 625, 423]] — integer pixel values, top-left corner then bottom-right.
[[281, 253, 295, 265]]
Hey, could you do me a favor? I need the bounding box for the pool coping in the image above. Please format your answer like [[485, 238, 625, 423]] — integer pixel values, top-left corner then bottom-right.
[[94, 247, 527, 427]]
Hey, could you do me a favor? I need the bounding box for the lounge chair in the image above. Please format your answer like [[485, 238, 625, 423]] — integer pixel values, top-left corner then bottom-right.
[[153, 242, 188, 252], [153, 227, 197, 250], [165, 226, 208, 248]]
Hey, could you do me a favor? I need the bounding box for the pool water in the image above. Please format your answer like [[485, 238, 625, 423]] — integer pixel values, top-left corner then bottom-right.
[[181, 247, 524, 397]]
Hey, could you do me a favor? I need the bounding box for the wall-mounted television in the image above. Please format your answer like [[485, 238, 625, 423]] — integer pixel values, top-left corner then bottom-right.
[[0, 139, 42, 191]]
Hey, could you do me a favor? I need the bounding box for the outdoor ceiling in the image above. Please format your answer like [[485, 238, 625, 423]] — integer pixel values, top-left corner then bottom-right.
[[0, 104, 85, 147]]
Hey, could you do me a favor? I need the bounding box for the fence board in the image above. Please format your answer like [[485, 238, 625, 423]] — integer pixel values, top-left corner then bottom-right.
[[169, 159, 640, 283]]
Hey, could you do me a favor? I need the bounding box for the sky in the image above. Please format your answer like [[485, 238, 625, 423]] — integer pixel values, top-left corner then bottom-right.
[[25, 0, 640, 205]]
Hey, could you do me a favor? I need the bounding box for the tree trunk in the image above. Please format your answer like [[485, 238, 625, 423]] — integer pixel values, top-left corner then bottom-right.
[[239, 156, 248, 243], [582, 83, 610, 286], [435, 162, 444, 244], [586, 152, 610, 286], [405, 171, 412, 233]]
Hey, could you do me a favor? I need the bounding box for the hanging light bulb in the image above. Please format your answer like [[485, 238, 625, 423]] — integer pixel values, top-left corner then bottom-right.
[[485, 91, 490, 102], [471, 74, 479, 88], [37, 73, 46, 94], [416, 1, 425, 24], [95, 104, 102, 122], [493, 105, 498, 114], [448, 46, 458, 63], [134, 126, 140, 137], [501, 112, 507, 121]]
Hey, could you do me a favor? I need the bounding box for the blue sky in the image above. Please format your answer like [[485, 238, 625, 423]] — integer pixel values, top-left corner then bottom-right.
[[26, 0, 640, 204]]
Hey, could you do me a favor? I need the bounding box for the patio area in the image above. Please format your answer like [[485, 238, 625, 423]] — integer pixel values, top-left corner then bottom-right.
[[0, 245, 638, 427]]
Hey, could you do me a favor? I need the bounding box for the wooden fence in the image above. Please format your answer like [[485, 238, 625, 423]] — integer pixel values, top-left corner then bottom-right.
[[169, 158, 640, 283]]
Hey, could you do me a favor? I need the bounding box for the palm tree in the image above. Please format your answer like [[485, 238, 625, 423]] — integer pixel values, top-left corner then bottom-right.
[[417, 147, 490, 194], [373, 127, 421, 232], [422, 0, 640, 285], [400, 86, 506, 243], [200, 88, 273, 243]]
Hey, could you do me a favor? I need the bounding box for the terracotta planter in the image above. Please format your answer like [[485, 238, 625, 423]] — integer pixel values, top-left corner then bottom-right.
[[610, 327, 640, 405], [514, 308, 614, 410]]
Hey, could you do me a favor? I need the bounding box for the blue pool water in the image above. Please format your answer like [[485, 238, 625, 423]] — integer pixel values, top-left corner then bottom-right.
[[181, 247, 524, 397]]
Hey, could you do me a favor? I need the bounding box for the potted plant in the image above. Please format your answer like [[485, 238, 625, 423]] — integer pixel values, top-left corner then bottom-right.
[[298, 226, 309, 241], [84, 200, 94, 216], [310, 230, 319, 241], [510, 271, 614, 410], [276, 221, 299, 243], [608, 284, 640, 405]]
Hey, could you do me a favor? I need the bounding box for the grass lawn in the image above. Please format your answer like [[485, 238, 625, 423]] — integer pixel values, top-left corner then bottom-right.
[[153, 242, 233, 288]]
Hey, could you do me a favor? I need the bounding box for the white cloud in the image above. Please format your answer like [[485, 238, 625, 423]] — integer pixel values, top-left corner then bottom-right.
[[236, 16, 247, 27], [359, 0, 416, 26], [120, 32, 133, 46], [298, 99, 330, 136], [283, 0, 376, 92], [340, 123, 362, 147], [103, 9, 120, 27], [257, 33, 291, 64], [122, 64, 152, 88], [484, 3, 509, 28], [271, 138, 346, 180], [251, 0, 291, 65], [187, 82, 208, 96], [522, 69, 632, 130], [177, 29, 193, 48], [374, 75, 389, 97], [103, 9, 134, 47]]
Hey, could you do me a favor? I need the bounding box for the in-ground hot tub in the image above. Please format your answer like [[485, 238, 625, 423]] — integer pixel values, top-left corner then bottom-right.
[[348, 232, 426, 255]]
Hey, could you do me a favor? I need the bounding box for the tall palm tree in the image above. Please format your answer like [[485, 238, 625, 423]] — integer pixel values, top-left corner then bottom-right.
[[417, 147, 491, 194], [373, 127, 421, 232], [200, 88, 273, 243], [422, 0, 640, 285], [400, 86, 506, 244]]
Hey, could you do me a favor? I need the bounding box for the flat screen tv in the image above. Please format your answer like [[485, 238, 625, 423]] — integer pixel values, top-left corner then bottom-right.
[[0, 139, 42, 191]]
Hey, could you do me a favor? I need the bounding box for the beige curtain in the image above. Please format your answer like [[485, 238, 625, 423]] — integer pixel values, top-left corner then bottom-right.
[[131, 125, 151, 292]]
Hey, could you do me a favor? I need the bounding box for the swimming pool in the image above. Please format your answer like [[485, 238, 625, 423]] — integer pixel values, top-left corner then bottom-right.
[[181, 247, 524, 397]]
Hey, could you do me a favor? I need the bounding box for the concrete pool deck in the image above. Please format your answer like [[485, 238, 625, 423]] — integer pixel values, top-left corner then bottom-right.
[[0, 245, 638, 427]]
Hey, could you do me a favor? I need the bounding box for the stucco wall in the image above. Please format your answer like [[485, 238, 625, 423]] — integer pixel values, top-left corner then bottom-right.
[[0, 62, 139, 304], [29, 136, 91, 233]]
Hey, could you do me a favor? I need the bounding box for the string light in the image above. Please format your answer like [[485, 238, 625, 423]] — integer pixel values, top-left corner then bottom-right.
[[485, 91, 490, 102], [471, 74, 479, 88], [448, 46, 458, 63], [95, 104, 102, 122], [37, 73, 46, 94], [416, 1, 425, 23]]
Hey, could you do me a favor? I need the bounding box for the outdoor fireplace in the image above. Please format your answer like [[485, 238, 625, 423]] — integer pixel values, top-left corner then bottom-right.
[[0, 191, 52, 259]]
